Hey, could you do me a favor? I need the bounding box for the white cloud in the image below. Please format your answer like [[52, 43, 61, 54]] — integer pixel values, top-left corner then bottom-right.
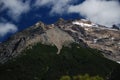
[[0, 0, 119, 40], [0, 0, 30, 21], [34, 0, 55, 7], [68, 0, 120, 27], [34, 0, 74, 15], [50, 0, 72, 14], [0, 0, 76, 21], [0, 22, 17, 37]]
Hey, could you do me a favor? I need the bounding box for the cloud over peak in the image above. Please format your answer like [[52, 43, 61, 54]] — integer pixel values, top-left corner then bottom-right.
[[0, 0, 28, 37], [0, 22, 17, 37], [0, 0, 30, 21], [0, 0, 120, 38], [68, 0, 120, 27], [34, 0, 74, 15], [1, 0, 120, 27]]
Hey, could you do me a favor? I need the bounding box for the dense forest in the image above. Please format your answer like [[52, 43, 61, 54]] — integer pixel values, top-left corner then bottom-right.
[[0, 43, 120, 80]]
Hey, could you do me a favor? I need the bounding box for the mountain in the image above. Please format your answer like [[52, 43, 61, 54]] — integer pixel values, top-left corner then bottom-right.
[[112, 24, 120, 30], [0, 18, 120, 80], [57, 19, 120, 62], [0, 18, 119, 63]]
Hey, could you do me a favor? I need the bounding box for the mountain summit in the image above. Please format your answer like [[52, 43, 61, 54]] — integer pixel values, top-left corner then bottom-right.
[[0, 18, 120, 80], [0, 18, 119, 63]]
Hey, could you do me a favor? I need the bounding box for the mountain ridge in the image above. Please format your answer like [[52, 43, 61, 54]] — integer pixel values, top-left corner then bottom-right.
[[0, 18, 120, 63]]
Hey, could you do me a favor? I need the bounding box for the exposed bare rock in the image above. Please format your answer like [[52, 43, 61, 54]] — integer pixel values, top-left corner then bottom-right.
[[53, 18, 120, 62], [0, 21, 74, 63], [46, 27, 74, 54]]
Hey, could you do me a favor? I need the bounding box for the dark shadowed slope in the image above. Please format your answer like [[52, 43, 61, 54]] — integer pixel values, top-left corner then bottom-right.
[[0, 43, 120, 80]]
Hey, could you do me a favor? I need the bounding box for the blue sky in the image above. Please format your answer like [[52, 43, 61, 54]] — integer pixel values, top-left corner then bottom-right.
[[0, 0, 120, 42]]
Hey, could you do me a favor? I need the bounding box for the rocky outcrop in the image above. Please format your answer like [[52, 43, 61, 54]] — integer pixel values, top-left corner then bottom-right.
[[112, 24, 120, 30], [0, 21, 74, 63], [59, 19, 120, 62]]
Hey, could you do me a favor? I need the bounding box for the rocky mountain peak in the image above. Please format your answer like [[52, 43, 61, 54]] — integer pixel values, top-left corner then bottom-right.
[[54, 19, 120, 62], [0, 18, 120, 63], [56, 18, 65, 23], [112, 24, 120, 30]]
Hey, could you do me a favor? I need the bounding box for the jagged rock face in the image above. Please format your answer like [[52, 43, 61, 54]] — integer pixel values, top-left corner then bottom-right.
[[0, 18, 120, 63], [112, 24, 120, 30], [0, 21, 75, 63], [56, 19, 120, 62]]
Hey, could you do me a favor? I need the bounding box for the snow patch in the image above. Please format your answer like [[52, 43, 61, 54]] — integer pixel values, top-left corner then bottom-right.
[[72, 21, 92, 27], [93, 39, 98, 43], [72, 21, 98, 27], [117, 61, 120, 64], [72, 21, 118, 31], [81, 19, 89, 22]]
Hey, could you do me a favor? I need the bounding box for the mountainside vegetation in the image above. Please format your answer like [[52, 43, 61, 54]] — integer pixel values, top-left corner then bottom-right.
[[0, 43, 120, 80]]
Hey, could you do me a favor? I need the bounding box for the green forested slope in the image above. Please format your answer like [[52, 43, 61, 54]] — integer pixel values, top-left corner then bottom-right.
[[0, 43, 119, 80]]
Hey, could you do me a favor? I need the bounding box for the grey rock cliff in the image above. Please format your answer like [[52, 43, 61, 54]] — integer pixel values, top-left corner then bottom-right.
[[0, 20, 75, 63], [62, 19, 120, 62]]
